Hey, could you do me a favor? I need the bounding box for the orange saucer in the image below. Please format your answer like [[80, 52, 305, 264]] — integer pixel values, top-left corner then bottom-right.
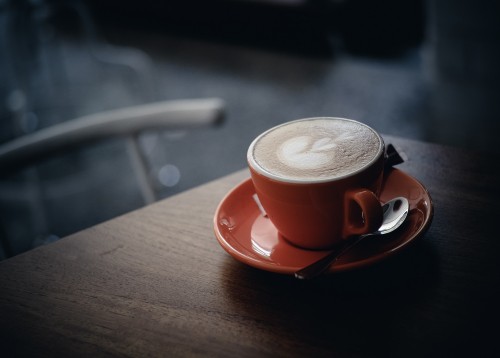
[[213, 169, 433, 275]]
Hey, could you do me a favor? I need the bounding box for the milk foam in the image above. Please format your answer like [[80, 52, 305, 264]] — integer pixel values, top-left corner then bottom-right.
[[250, 118, 382, 182]]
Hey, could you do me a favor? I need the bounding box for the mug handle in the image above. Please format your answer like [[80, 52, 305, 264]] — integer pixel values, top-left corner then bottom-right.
[[343, 190, 383, 238]]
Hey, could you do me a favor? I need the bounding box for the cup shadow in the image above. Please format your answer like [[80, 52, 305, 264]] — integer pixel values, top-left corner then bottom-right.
[[221, 237, 440, 356]]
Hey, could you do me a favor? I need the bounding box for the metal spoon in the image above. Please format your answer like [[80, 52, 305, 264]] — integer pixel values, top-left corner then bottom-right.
[[294, 197, 409, 280]]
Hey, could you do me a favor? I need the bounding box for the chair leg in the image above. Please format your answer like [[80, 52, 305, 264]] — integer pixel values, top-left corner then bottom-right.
[[126, 135, 156, 205]]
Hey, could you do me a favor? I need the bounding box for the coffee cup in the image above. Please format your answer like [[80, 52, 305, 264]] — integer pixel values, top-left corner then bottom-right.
[[247, 117, 385, 249]]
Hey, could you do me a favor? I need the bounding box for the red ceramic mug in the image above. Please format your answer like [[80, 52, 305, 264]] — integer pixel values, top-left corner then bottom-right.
[[247, 117, 385, 250]]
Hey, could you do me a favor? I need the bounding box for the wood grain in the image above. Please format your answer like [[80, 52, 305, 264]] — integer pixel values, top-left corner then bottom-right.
[[1, 136, 499, 357]]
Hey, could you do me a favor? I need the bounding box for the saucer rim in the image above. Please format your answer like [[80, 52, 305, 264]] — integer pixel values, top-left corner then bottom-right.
[[213, 168, 433, 275]]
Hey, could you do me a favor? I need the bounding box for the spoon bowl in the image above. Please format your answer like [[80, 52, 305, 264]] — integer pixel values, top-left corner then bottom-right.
[[294, 197, 409, 280]]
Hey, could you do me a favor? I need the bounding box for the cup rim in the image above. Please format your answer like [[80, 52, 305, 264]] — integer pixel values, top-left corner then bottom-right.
[[247, 117, 385, 184]]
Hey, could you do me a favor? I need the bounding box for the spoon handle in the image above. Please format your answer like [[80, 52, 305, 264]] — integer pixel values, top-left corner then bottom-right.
[[294, 234, 369, 280]]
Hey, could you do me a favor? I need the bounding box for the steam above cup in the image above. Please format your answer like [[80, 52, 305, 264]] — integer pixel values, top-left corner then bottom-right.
[[247, 117, 385, 249]]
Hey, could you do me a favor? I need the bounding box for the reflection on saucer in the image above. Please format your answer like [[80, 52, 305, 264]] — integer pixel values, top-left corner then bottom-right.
[[251, 216, 278, 258]]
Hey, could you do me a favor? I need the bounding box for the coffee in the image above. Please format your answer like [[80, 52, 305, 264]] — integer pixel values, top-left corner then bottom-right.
[[247, 117, 385, 248], [248, 118, 383, 182]]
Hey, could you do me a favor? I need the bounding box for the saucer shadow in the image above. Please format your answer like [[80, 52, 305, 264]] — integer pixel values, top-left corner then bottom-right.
[[221, 237, 439, 356]]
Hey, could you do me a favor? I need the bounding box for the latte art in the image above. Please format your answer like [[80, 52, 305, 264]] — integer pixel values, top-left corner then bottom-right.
[[278, 136, 336, 170], [278, 133, 356, 170], [248, 118, 383, 182]]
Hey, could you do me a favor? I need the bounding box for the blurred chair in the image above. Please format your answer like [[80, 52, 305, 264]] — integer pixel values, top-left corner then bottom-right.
[[0, 98, 225, 258]]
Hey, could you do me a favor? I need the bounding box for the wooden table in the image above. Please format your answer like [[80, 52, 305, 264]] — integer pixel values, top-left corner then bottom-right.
[[1, 136, 499, 357]]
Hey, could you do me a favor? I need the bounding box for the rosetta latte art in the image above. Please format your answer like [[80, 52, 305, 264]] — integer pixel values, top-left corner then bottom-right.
[[278, 134, 354, 170]]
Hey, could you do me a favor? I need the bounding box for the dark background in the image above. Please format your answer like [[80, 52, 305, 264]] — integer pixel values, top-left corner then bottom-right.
[[1, 0, 499, 258]]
